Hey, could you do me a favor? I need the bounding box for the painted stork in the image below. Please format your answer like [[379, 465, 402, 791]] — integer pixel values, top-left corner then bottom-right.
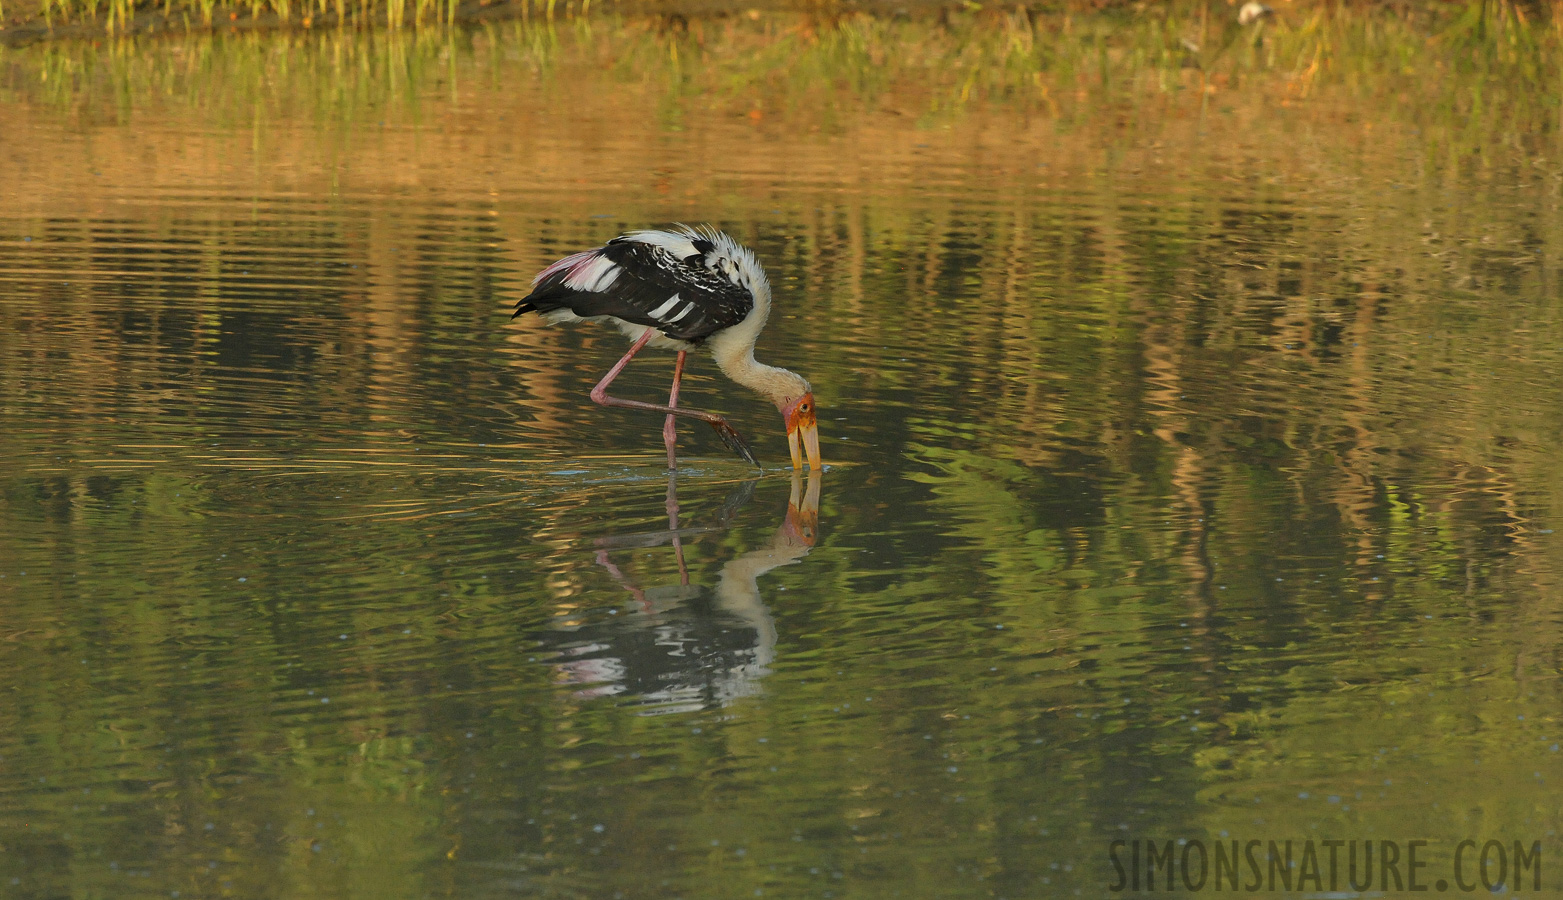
[[513, 224, 820, 472]]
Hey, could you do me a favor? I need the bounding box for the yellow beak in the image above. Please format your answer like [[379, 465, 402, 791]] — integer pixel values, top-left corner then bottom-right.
[[785, 393, 821, 472]]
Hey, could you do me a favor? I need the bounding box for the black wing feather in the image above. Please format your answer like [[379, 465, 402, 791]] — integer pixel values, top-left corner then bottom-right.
[[515, 239, 754, 343]]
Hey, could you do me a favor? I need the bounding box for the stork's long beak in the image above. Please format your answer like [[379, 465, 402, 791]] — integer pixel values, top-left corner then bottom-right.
[[784, 393, 821, 472]]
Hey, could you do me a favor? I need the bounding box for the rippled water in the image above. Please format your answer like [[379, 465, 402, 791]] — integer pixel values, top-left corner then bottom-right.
[[3, 18, 1563, 899]]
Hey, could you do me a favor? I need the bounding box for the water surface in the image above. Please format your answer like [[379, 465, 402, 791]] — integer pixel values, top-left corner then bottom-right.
[[2, 16, 1563, 899]]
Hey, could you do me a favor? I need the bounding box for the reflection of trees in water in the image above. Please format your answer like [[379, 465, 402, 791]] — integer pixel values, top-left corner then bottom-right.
[[2, 58, 1560, 605], [539, 473, 820, 713], [4, 167, 1558, 592]]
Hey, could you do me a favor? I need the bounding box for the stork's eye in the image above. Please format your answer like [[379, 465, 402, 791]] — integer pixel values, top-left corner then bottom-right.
[[799, 403, 810, 412]]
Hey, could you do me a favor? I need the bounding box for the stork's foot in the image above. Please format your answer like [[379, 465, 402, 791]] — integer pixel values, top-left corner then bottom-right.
[[708, 419, 760, 468]]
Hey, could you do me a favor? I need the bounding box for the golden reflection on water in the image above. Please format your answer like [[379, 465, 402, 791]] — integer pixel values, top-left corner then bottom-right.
[[0, 12, 1562, 899]]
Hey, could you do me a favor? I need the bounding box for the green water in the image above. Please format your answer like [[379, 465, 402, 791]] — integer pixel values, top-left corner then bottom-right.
[[2, 13, 1563, 899]]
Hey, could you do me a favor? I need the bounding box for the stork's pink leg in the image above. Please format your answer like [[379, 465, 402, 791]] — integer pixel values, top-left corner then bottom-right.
[[590, 331, 759, 467], [663, 350, 686, 470]]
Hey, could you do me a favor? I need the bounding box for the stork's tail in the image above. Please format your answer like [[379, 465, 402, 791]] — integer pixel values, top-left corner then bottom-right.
[[512, 302, 538, 319]]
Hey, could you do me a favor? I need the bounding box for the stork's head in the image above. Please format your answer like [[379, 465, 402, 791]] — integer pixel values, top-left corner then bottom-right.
[[711, 339, 821, 471], [779, 391, 821, 472]]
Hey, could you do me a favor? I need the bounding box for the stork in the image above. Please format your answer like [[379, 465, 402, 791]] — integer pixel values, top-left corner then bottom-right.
[[513, 224, 821, 472]]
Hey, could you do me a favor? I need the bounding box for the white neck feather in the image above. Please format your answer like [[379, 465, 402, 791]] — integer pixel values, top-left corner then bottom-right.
[[711, 339, 810, 410]]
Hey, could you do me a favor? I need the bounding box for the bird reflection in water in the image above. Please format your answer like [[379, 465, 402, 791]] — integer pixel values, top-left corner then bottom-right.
[[544, 472, 821, 713]]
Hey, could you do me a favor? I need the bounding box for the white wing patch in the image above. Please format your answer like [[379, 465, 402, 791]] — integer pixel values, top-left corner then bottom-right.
[[647, 294, 683, 318], [647, 294, 696, 325], [563, 254, 622, 293]]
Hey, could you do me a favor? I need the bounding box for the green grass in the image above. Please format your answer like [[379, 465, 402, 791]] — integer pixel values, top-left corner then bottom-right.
[[6, 0, 471, 32], [5, 0, 1561, 168]]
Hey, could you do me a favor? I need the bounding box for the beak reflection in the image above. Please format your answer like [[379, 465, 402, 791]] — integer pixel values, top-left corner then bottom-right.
[[785, 470, 822, 546]]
